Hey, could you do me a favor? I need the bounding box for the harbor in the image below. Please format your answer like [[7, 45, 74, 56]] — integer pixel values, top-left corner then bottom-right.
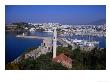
[[16, 32, 100, 49], [6, 30, 105, 64], [9, 28, 102, 64], [5, 5, 106, 70]]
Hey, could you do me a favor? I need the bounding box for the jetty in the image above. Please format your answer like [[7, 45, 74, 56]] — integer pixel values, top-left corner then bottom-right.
[[16, 35, 51, 40]]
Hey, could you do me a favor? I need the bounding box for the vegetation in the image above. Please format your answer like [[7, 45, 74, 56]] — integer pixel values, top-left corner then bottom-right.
[[12, 22, 29, 30], [6, 52, 67, 70], [56, 46, 106, 70], [6, 22, 35, 31], [5, 46, 106, 70], [71, 47, 106, 70]]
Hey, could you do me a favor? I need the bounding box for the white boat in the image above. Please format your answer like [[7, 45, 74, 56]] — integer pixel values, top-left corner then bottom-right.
[[29, 28, 35, 32], [72, 39, 83, 43]]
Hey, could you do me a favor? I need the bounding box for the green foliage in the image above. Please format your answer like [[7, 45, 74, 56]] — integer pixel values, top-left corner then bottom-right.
[[5, 63, 19, 70], [6, 52, 67, 70], [57, 46, 72, 57], [5, 47, 106, 70], [12, 22, 29, 29], [71, 47, 106, 70]]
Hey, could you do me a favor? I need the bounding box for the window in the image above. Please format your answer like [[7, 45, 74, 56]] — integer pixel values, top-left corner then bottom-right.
[[44, 43, 45, 46]]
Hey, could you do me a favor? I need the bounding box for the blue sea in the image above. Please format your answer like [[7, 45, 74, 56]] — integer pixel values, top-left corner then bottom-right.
[[5, 31, 106, 64]]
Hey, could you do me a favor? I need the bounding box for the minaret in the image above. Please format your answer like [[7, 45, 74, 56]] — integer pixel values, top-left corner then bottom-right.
[[53, 27, 57, 58]]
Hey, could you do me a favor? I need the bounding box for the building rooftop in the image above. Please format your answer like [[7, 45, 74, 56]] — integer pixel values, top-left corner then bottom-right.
[[53, 53, 72, 69]]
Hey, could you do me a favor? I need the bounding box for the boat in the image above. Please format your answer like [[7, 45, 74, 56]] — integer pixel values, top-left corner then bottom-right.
[[29, 28, 35, 32], [72, 38, 83, 43]]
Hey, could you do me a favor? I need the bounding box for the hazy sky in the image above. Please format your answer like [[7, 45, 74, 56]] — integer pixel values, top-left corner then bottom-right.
[[5, 5, 106, 24]]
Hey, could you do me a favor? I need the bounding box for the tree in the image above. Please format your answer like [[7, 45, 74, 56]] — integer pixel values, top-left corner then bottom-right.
[[5, 63, 19, 70], [6, 47, 106, 70]]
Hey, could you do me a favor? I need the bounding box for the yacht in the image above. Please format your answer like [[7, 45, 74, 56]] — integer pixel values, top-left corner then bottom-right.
[[29, 28, 35, 32]]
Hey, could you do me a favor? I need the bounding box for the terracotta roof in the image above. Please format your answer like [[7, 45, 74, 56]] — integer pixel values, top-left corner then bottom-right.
[[53, 53, 72, 69], [53, 53, 72, 64]]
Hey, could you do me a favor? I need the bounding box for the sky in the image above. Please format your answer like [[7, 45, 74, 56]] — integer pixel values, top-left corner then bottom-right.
[[5, 5, 106, 24]]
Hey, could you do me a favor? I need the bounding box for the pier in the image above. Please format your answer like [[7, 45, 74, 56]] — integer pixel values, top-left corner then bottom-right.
[[16, 35, 51, 40], [57, 38, 70, 47]]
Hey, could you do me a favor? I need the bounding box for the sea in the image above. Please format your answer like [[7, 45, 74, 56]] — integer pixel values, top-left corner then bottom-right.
[[5, 31, 106, 64]]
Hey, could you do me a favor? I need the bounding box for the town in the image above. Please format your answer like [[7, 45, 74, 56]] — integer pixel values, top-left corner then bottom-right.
[[5, 22, 106, 70], [6, 22, 106, 36]]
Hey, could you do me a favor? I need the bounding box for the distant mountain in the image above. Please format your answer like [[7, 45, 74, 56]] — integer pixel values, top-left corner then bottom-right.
[[88, 19, 106, 25]]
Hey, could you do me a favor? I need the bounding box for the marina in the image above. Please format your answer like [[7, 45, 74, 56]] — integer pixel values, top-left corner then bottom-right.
[[6, 31, 105, 63], [5, 5, 106, 70]]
